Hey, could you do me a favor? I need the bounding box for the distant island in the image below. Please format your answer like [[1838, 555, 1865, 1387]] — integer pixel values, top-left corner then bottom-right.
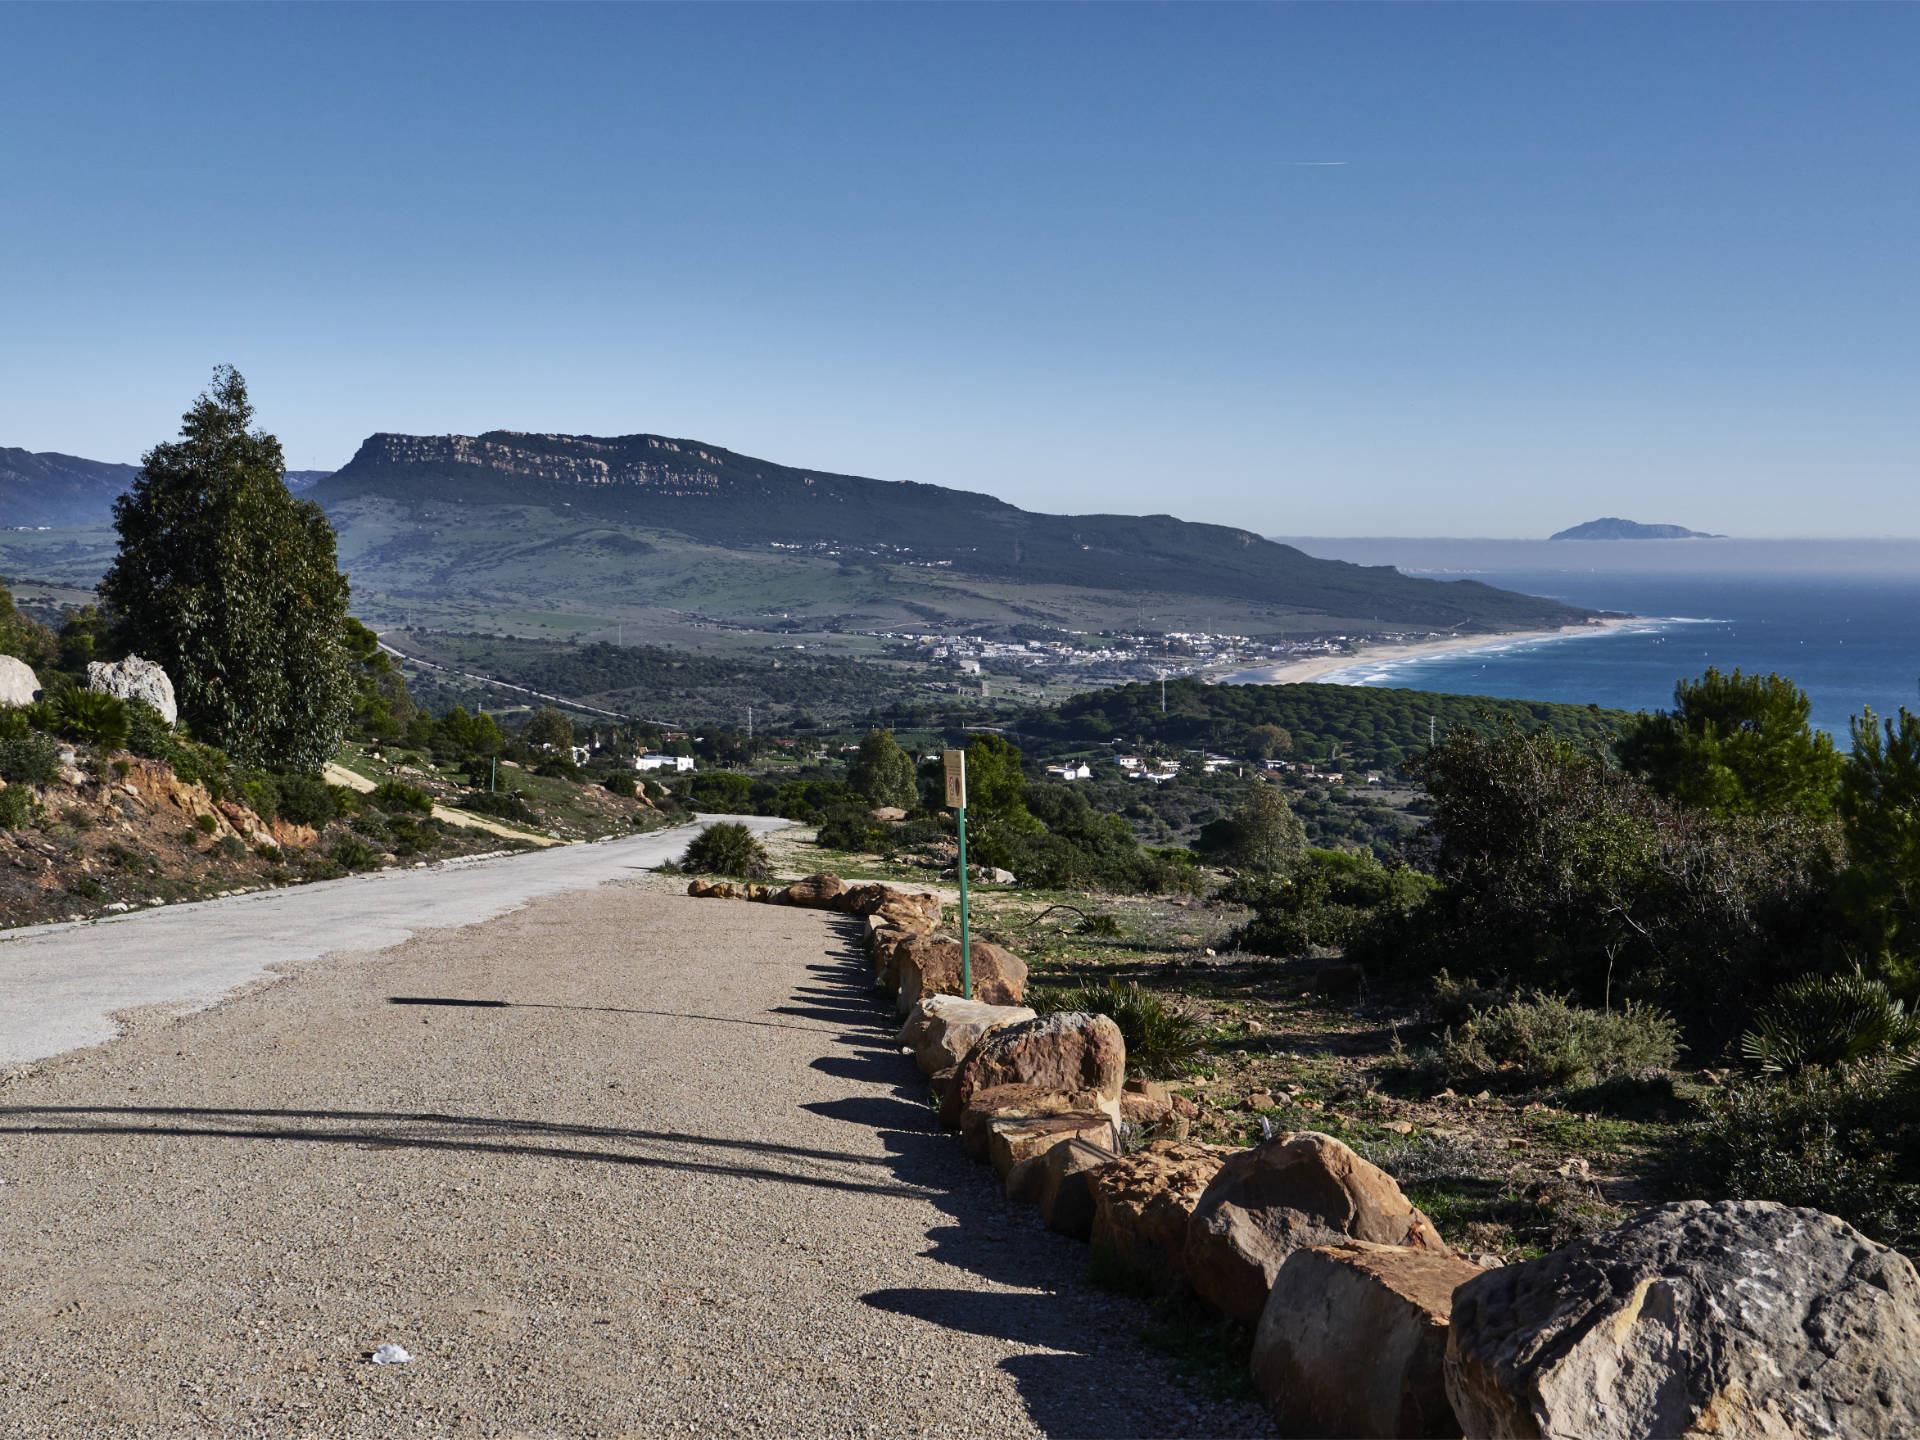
[[1551, 517, 1722, 541]]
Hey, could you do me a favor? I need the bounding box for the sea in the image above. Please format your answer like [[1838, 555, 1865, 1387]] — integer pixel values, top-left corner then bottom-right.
[[1241, 538, 1920, 738]]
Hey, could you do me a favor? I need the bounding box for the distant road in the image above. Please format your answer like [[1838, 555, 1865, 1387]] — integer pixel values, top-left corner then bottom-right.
[[0, 816, 788, 1069]]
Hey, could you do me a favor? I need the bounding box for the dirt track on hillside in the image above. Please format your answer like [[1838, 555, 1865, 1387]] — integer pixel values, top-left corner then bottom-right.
[[0, 875, 1272, 1438]]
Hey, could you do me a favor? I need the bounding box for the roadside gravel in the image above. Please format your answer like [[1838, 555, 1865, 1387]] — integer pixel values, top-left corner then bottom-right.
[[0, 874, 1273, 1438]]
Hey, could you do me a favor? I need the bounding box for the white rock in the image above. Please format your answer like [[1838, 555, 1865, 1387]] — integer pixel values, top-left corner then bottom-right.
[[0, 655, 40, 707], [87, 655, 177, 725]]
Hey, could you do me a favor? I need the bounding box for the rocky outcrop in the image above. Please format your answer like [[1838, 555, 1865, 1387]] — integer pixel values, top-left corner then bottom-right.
[[1446, 1201, 1920, 1440], [895, 938, 1027, 1015], [1185, 1131, 1451, 1327], [986, 1111, 1117, 1180], [1088, 1140, 1234, 1286], [940, 1012, 1124, 1129], [897, 995, 1035, 1077], [86, 655, 177, 725], [1253, 1241, 1483, 1439]]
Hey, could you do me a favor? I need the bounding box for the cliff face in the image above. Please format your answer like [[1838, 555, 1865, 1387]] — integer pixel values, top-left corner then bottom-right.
[[351, 433, 730, 494]]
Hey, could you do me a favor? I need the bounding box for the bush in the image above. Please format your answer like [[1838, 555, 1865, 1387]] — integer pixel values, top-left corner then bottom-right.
[[274, 773, 338, 828], [194, 813, 219, 834], [327, 833, 382, 871], [372, 779, 434, 816], [1669, 1059, 1920, 1251], [1430, 970, 1512, 1028], [239, 773, 279, 821], [1033, 977, 1208, 1079], [1739, 971, 1920, 1073], [52, 688, 130, 752], [0, 784, 34, 829], [1227, 849, 1438, 958], [215, 834, 247, 860], [682, 820, 772, 880], [603, 772, 637, 798], [0, 729, 60, 785], [1438, 992, 1680, 1090], [816, 805, 886, 852]]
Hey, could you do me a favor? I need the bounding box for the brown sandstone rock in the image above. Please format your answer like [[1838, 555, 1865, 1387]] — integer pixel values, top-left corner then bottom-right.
[[895, 938, 1026, 1016], [1253, 1241, 1482, 1439], [1087, 1140, 1235, 1286], [778, 873, 846, 908], [987, 1111, 1117, 1179], [1034, 1136, 1122, 1239], [1120, 1078, 1173, 1127], [1447, 1201, 1920, 1440], [939, 1012, 1124, 1128], [958, 1084, 1121, 1160], [872, 898, 941, 935], [1184, 1130, 1451, 1327], [896, 995, 1036, 1077], [868, 806, 908, 822]]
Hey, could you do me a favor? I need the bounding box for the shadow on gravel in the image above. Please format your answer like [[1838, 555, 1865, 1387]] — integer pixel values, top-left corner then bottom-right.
[[386, 995, 864, 1039], [0, 1104, 927, 1198], [801, 921, 1237, 1439]]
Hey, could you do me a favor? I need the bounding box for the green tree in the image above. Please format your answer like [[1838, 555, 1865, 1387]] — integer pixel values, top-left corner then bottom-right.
[[0, 583, 57, 669], [522, 704, 574, 753], [98, 367, 352, 772], [1617, 668, 1843, 819], [847, 729, 916, 809], [1838, 705, 1920, 986], [1245, 723, 1293, 761], [964, 733, 1035, 832], [1232, 779, 1307, 872]]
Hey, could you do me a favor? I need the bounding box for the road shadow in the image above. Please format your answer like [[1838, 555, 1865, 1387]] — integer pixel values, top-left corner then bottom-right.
[[795, 920, 1258, 1437]]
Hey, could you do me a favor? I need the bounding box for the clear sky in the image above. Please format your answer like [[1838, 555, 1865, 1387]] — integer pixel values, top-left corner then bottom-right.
[[2, 4, 1914, 537]]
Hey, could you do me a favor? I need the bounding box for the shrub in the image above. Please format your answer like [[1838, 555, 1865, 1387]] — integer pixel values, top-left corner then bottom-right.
[[0, 785, 34, 829], [1669, 1059, 1920, 1251], [1033, 977, 1207, 1079], [1430, 970, 1512, 1028], [215, 834, 247, 859], [0, 729, 60, 785], [459, 790, 536, 825], [603, 772, 637, 798], [682, 821, 772, 880], [273, 773, 338, 828], [1438, 992, 1679, 1090], [194, 813, 219, 834], [816, 805, 886, 852], [1739, 971, 1920, 1073], [327, 833, 382, 871], [239, 773, 279, 821], [123, 698, 175, 757], [1227, 849, 1438, 958], [372, 779, 433, 816], [328, 784, 360, 815], [52, 688, 130, 752]]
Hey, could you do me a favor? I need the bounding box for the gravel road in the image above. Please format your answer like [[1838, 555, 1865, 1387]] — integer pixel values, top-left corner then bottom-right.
[[0, 816, 790, 1069], [0, 872, 1273, 1437]]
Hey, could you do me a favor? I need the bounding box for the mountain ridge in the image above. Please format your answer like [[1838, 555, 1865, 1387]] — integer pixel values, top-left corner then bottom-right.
[[314, 429, 1595, 631]]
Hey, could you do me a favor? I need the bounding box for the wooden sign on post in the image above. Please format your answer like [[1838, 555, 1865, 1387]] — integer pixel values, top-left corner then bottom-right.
[[943, 749, 967, 809]]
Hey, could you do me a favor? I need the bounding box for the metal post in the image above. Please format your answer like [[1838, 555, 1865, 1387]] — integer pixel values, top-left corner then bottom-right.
[[956, 804, 972, 1001], [491, 756, 497, 792]]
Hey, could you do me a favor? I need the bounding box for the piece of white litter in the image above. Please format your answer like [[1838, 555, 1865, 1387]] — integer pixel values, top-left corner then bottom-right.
[[371, 1344, 412, 1365]]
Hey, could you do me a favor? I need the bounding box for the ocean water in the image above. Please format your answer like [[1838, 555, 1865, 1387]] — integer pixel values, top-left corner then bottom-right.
[[1255, 540, 1920, 737]]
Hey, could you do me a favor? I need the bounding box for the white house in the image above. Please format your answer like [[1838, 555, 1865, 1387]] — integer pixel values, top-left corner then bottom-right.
[[1045, 762, 1092, 781], [634, 753, 695, 773]]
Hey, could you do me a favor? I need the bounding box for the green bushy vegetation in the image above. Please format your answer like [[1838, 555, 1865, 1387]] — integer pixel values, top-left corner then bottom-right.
[[683, 821, 772, 880], [1436, 992, 1680, 1090], [1224, 848, 1437, 958], [1740, 972, 1920, 1073]]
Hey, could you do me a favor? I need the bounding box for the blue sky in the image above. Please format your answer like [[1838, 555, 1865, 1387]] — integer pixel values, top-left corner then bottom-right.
[[2, 4, 1914, 537]]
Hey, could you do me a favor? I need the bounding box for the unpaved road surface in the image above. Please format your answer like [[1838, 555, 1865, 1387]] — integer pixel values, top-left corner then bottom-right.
[[0, 816, 789, 1069], [0, 874, 1272, 1437]]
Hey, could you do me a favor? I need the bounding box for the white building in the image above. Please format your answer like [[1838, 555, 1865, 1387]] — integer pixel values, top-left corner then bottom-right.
[[1045, 762, 1092, 781], [634, 753, 695, 773]]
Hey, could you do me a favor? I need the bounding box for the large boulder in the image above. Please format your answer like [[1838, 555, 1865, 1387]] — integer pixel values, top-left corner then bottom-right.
[[939, 1011, 1124, 1128], [1185, 1131, 1451, 1327], [897, 994, 1036, 1077], [871, 927, 939, 989], [86, 655, 177, 725], [1447, 1200, 1920, 1440], [1089, 1140, 1236, 1286], [778, 873, 846, 908], [0, 655, 41, 708], [896, 938, 1027, 1016], [1253, 1241, 1483, 1439], [840, 882, 941, 921]]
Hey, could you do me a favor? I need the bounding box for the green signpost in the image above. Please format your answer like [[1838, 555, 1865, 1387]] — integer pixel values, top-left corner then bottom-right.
[[944, 749, 971, 1001]]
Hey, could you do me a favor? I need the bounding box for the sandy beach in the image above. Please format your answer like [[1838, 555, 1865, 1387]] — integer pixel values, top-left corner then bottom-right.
[[1223, 618, 1634, 686]]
